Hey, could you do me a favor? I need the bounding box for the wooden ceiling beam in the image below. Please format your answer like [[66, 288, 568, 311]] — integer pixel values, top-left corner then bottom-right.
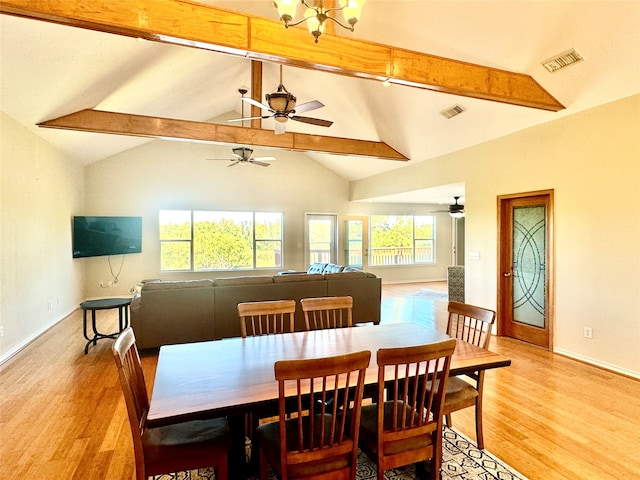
[[0, 0, 564, 111], [37, 109, 409, 161]]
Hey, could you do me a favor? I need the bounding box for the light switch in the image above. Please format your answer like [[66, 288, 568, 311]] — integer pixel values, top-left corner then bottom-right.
[[469, 251, 480, 260]]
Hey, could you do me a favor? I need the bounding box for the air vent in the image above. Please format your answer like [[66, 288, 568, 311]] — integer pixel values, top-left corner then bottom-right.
[[440, 104, 465, 119], [542, 48, 584, 73]]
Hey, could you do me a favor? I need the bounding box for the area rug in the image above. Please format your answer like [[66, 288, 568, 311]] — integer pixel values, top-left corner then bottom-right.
[[151, 427, 528, 480], [407, 288, 449, 301]]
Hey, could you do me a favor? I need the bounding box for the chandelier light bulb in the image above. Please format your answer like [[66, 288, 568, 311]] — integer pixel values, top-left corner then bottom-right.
[[341, 0, 365, 26], [274, 0, 297, 24], [274, 0, 365, 42]]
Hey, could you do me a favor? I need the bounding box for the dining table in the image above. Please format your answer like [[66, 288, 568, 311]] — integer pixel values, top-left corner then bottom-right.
[[147, 322, 511, 476]]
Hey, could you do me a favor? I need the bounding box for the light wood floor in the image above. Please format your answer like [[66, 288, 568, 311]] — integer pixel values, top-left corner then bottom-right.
[[2, 282, 639, 480]]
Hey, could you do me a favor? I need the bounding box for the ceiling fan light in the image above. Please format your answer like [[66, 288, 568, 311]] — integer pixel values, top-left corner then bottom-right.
[[274, 0, 298, 24], [450, 211, 465, 219], [267, 92, 296, 111]]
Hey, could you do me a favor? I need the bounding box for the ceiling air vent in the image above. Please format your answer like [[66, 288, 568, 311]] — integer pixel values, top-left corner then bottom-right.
[[542, 48, 584, 73], [440, 104, 465, 119]]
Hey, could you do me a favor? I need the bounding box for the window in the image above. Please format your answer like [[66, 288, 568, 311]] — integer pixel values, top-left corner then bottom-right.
[[369, 215, 435, 266], [159, 210, 283, 271]]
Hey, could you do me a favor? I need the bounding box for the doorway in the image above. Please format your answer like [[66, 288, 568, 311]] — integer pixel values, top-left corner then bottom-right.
[[305, 213, 338, 266], [497, 190, 554, 349]]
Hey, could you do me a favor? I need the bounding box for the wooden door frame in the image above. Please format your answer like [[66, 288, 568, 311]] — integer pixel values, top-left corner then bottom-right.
[[497, 189, 555, 350]]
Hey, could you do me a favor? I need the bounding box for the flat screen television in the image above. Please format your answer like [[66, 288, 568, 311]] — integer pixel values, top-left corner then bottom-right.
[[72, 216, 142, 258]]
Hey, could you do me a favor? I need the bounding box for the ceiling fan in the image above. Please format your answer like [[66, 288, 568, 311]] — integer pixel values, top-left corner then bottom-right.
[[208, 146, 276, 167], [432, 196, 465, 217], [228, 65, 333, 135]]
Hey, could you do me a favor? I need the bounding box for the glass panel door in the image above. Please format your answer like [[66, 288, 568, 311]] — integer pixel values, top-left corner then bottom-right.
[[305, 214, 337, 265], [345, 219, 363, 268], [512, 205, 546, 328]]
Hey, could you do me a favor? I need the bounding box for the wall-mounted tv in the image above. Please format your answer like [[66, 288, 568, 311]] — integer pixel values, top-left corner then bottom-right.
[[72, 216, 142, 258]]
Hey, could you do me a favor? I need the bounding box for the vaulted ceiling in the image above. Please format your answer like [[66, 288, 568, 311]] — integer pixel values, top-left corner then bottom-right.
[[1, 1, 639, 204]]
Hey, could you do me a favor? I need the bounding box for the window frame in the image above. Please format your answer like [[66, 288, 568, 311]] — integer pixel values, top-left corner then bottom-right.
[[159, 210, 283, 272], [368, 214, 436, 267]]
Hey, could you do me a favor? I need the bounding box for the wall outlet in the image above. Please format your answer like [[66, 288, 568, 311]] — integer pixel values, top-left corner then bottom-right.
[[583, 326, 593, 339], [47, 299, 53, 311], [0, 325, 4, 337]]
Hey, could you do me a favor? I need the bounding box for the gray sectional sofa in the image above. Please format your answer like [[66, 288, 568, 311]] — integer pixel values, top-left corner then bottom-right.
[[130, 264, 381, 349]]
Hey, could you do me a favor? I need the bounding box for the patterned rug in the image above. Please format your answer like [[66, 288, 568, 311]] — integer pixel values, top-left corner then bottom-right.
[[151, 427, 528, 480]]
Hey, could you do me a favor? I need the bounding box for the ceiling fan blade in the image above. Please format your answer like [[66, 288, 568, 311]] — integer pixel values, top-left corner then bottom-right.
[[291, 116, 333, 127], [252, 156, 276, 161], [241, 97, 272, 112], [227, 115, 272, 123], [227, 160, 241, 167], [274, 122, 287, 135], [293, 100, 324, 114], [250, 160, 271, 167], [206, 158, 235, 161]]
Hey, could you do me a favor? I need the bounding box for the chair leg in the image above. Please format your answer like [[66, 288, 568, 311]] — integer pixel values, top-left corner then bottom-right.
[[444, 413, 452, 427], [475, 397, 484, 450], [259, 447, 269, 480], [431, 431, 443, 480], [216, 455, 229, 480]]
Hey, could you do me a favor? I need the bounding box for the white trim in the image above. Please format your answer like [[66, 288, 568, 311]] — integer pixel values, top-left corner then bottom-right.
[[554, 347, 640, 380], [380, 278, 447, 285], [0, 306, 77, 366]]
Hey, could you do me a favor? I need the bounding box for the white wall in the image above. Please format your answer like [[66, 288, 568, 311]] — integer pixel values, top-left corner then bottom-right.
[[82, 139, 453, 298], [351, 94, 640, 378], [0, 113, 85, 360]]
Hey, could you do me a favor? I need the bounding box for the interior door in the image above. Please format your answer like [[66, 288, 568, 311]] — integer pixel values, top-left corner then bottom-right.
[[497, 191, 554, 349]]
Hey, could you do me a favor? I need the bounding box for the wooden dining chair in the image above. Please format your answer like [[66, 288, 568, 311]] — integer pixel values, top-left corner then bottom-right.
[[442, 301, 496, 449], [255, 350, 371, 480], [300, 295, 353, 330], [358, 339, 456, 480], [237, 299, 298, 445], [112, 327, 231, 480], [237, 299, 296, 337]]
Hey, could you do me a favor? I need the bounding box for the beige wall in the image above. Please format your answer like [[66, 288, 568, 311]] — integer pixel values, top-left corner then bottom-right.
[[5, 94, 636, 378], [351, 94, 640, 378], [82, 139, 452, 298], [0, 113, 84, 360]]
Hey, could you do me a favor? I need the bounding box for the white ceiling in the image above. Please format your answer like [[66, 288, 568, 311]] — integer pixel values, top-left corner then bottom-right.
[[1, 1, 639, 205]]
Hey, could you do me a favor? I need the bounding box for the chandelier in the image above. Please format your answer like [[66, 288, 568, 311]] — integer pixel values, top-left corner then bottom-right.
[[273, 0, 366, 43]]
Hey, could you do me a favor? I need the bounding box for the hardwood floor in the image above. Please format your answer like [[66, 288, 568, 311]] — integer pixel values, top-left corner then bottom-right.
[[1, 282, 639, 480]]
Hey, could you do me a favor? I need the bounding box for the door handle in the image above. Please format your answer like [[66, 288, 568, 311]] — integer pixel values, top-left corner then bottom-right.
[[503, 272, 511, 277]]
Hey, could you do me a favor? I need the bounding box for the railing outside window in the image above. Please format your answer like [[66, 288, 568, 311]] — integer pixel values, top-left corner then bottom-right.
[[369, 215, 435, 266]]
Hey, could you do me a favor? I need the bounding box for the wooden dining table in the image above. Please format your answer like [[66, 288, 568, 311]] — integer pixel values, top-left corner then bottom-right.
[[147, 322, 511, 476]]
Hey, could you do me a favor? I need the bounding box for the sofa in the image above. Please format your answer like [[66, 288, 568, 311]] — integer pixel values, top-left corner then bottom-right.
[[130, 264, 381, 349]]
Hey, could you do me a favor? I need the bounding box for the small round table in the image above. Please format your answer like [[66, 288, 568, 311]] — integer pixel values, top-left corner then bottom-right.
[[81, 297, 132, 354]]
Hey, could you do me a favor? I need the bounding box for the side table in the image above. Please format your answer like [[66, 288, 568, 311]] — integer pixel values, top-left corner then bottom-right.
[[81, 297, 132, 354]]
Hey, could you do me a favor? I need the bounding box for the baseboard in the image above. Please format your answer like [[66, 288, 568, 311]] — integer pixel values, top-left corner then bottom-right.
[[0, 306, 78, 366], [380, 278, 447, 285], [554, 347, 640, 380]]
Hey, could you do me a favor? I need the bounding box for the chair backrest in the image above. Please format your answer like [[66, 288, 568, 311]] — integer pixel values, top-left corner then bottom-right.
[[112, 327, 148, 478], [300, 295, 353, 330], [375, 339, 456, 463], [274, 350, 371, 479], [237, 299, 296, 338], [447, 301, 496, 349]]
